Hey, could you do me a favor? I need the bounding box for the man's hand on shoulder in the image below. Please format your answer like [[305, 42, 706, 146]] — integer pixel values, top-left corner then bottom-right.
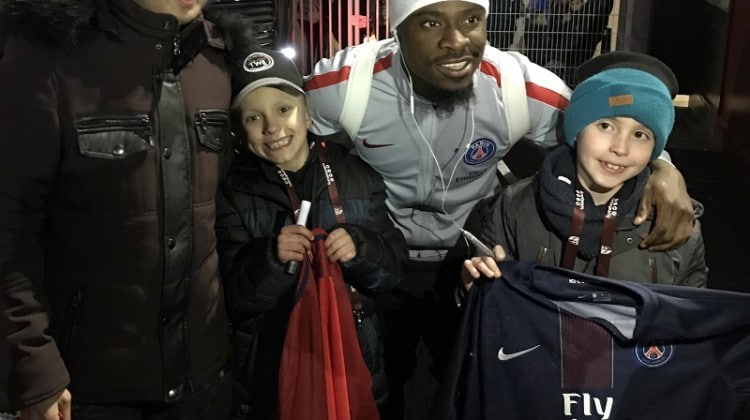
[[634, 159, 694, 251]]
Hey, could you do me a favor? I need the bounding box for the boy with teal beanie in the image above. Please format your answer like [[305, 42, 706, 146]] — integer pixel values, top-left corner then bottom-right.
[[462, 51, 707, 289]]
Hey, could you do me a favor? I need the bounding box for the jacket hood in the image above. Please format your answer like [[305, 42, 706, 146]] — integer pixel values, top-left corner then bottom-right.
[[0, 0, 97, 48]]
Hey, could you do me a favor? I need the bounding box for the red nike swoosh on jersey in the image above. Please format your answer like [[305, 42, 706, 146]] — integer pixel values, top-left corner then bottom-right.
[[362, 139, 393, 148]]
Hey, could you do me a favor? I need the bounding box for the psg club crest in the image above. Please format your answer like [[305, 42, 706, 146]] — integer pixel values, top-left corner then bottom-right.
[[463, 138, 497, 165], [634, 344, 674, 368]]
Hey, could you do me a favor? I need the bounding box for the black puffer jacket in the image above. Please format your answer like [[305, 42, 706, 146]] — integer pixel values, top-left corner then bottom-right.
[[216, 140, 406, 419], [0, 0, 232, 410]]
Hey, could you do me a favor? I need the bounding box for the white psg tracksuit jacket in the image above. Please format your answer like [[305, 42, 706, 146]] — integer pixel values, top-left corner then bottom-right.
[[305, 39, 571, 250]]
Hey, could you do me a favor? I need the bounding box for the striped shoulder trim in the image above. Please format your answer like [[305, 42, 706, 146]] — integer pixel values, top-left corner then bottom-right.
[[479, 60, 569, 111], [479, 61, 502, 87], [304, 54, 394, 91], [527, 83, 569, 110]]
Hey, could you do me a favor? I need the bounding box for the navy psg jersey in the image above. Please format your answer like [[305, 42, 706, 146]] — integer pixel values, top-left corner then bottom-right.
[[435, 261, 750, 420]]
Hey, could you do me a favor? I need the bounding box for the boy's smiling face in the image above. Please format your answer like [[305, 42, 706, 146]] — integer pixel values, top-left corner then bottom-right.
[[239, 86, 311, 172], [576, 117, 655, 205]]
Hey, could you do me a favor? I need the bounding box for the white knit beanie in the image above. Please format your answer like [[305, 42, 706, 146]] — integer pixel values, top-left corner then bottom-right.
[[389, 0, 490, 32]]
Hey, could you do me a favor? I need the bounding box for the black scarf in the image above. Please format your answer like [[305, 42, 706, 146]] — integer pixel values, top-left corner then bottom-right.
[[537, 146, 649, 259]]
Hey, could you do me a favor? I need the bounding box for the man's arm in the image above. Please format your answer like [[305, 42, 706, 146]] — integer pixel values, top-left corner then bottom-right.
[[0, 39, 70, 411], [498, 50, 571, 148], [303, 49, 351, 137], [480, 49, 570, 185]]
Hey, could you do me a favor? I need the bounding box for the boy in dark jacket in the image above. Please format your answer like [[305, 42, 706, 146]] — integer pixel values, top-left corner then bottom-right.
[[463, 51, 707, 288], [215, 37, 407, 419]]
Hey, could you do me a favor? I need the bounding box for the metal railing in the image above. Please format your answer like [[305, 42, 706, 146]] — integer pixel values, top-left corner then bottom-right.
[[292, 0, 390, 74], [487, 0, 621, 86]]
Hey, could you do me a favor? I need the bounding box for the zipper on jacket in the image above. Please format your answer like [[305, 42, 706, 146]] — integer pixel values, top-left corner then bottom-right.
[[60, 290, 83, 360], [649, 258, 658, 283], [173, 36, 181, 57], [196, 110, 229, 133], [76, 115, 154, 145], [535, 246, 548, 263], [195, 110, 230, 152]]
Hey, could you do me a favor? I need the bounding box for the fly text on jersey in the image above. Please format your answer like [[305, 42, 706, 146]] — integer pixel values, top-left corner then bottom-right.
[[562, 393, 613, 420]]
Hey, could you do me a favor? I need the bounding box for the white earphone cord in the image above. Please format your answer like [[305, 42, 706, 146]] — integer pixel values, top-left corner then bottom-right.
[[398, 44, 485, 254]]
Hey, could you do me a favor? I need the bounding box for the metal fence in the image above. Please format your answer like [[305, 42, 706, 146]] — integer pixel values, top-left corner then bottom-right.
[[206, 0, 293, 48], [486, 0, 620, 85], [292, 0, 620, 85], [292, 0, 390, 74]]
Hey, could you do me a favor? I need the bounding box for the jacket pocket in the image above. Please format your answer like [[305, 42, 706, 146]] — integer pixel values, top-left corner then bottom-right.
[[194, 109, 230, 152], [75, 114, 153, 159]]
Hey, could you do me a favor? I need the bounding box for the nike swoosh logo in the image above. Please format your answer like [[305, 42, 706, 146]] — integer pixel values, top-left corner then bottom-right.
[[362, 138, 393, 148], [497, 345, 541, 361]]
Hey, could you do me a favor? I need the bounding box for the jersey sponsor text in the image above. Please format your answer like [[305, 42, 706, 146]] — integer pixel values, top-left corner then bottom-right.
[[562, 393, 613, 420]]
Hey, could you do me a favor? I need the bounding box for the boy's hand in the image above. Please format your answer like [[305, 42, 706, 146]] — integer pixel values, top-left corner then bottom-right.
[[277, 224, 313, 264], [325, 228, 357, 263], [461, 245, 506, 291]]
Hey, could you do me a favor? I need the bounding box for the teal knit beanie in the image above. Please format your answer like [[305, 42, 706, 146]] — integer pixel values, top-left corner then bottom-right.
[[564, 67, 675, 161]]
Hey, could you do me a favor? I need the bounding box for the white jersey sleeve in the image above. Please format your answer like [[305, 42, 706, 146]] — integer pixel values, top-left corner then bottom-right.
[[303, 41, 397, 137], [303, 51, 349, 136], [481, 46, 572, 148]]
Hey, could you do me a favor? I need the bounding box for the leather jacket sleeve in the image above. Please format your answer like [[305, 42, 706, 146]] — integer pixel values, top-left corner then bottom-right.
[[0, 39, 70, 410]]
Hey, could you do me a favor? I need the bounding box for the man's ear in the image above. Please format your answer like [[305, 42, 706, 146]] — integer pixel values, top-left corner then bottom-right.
[[305, 111, 312, 129]]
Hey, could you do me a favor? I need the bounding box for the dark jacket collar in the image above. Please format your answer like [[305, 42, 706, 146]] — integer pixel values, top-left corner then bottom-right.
[[0, 0, 224, 50], [107, 0, 225, 49], [108, 0, 183, 40]]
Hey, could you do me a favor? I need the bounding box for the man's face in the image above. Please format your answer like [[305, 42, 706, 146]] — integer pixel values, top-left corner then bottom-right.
[[133, 0, 207, 25], [397, 1, 487, 99]]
